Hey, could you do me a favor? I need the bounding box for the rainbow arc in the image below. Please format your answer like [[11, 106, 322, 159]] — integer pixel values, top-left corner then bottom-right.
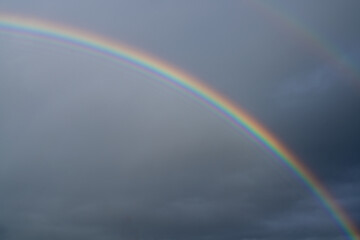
[[0, 14, 358, 240]]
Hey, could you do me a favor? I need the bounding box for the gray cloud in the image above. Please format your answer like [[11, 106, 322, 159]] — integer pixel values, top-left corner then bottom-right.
[[1, 0, 359, 239]]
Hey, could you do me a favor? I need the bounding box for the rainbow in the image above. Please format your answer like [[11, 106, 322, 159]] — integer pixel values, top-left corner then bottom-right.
[[247, 1, 360, 87], [0, 14, 358, 239]]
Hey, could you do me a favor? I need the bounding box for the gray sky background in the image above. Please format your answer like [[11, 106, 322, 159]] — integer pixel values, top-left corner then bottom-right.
[[0, 1, 359, 239]]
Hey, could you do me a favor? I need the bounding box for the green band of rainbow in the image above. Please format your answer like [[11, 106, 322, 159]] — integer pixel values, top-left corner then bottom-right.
[[0, 14, 358, 240]]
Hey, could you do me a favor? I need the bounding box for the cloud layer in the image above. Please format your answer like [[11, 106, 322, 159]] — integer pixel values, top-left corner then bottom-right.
[[1, 1, 359, 239]]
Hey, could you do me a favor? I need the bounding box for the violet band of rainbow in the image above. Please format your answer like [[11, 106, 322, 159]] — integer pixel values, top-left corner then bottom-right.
[[0, 15, 358, 240]]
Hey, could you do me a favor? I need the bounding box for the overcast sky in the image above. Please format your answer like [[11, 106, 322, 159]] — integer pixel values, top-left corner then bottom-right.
[[0, 1, 359, 239]]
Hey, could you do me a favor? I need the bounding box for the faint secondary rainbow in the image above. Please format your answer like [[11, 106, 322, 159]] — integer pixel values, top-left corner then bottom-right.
[[0, 15, 358, 240], [247, 1, 360, 88]]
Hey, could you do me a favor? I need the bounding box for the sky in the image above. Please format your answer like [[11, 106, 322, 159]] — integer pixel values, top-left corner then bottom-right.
[[0, 0, 359, 239]]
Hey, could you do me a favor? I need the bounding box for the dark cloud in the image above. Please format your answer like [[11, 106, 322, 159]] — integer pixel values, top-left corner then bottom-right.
[[1, 0, 359, 239]]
